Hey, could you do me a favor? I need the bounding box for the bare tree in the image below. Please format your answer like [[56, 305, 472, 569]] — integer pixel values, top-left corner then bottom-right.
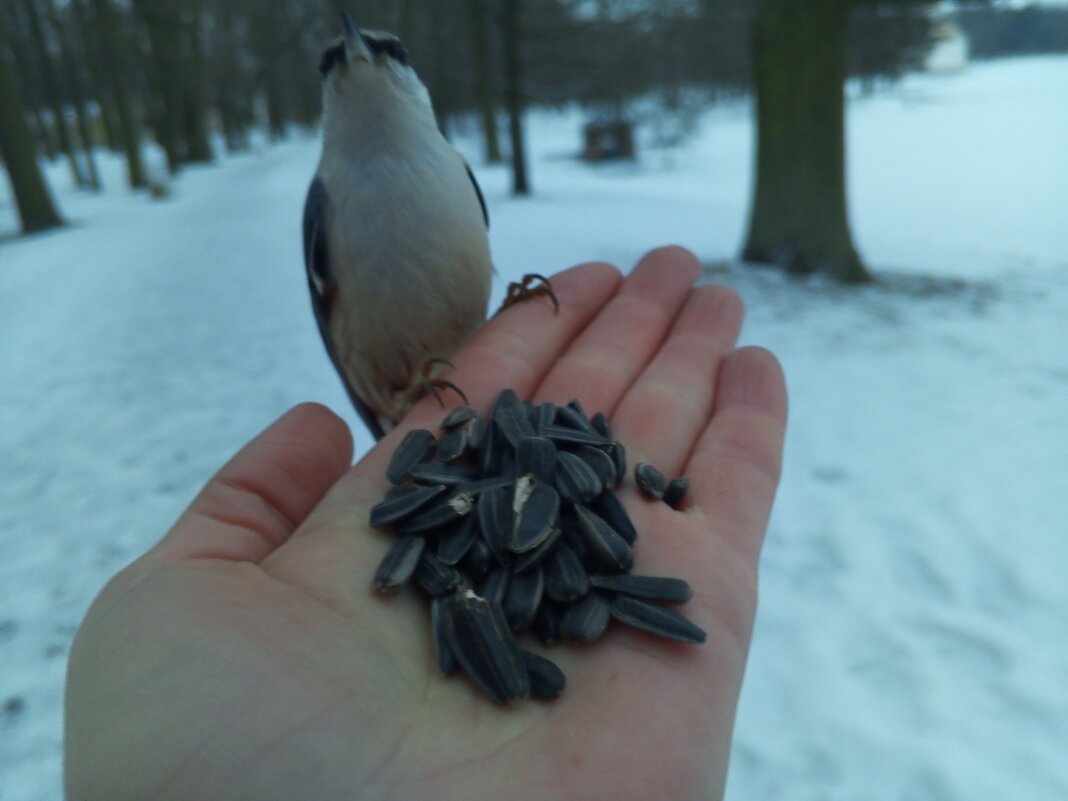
[[0, 47, 63, 233]]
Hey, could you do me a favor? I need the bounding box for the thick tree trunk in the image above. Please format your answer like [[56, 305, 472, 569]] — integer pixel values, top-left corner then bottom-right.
[[133, 0, 185, 173], [469, 0, 502, 164], [502, 0, 530, 196], [743, 0, 869, 282], [70, 0, 122, 154], [21, 0, 87, 188], [90, 0, 147, 189], [0, 51, 64, 233]]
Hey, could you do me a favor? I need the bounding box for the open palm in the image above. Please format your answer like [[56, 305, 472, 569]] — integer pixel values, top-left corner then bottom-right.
[[65, 247, 787, 801]]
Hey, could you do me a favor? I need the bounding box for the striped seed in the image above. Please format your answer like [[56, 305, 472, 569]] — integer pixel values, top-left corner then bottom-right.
[[430, 596, 458, 675], [511, 482, 560, 553], [503, 565, 544, 632], [442, 590, 530, 704], [593, 489, 638, 545], [544, 542, 590, 602], [437, 514, 481, 565], [492, 389, 535, 447], [516, 436, 557, 485], [435, 426, 469, 463], [477, 485, 515, 567], [560, 591, 612, 643], [408, 462, 479, 487], [574, 505, 634, 572], [395, 491, 475, 534], [478, 566, 510, 606], [577, 445, 617, 490], [588, 574, 693, 604], [415, 552, 465, 596], [387, 429, 436, 483], [634, 463, 666, 500], [541, 424, 613, 448], [440, 406, 478, 430], [512, 526, 561, 574], [372, 535, 426, 593], [520, 649, 566, 700], [609, 595, 706, 644], [555, 451, 603, 505], [369, 484, 447, 528]]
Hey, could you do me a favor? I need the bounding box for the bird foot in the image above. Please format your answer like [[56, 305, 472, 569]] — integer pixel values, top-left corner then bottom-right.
[[413, 357, 469, 408], [496, 273, 560, 317]]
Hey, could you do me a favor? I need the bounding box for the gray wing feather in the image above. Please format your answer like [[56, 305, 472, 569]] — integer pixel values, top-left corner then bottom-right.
[[302, 177, 386, 440]]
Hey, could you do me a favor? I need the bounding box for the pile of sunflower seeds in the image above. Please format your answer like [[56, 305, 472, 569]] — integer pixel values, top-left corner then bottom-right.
[[369, 388, 706, 705]]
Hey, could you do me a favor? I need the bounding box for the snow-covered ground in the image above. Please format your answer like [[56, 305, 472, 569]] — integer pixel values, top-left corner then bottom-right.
[[2, 55, 1066, 799]]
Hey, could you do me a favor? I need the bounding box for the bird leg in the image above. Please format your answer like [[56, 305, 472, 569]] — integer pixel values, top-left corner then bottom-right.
[[412, 357, 469, 407], [496, 273, 560, 317]]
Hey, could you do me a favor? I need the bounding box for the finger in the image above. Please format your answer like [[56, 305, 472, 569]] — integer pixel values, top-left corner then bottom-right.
[[685, 347, 788, 566], [344, 260, 624, 500], [610, 284, 745, 479], [150, 404, 354, 563], [532, 246, 700, 415]]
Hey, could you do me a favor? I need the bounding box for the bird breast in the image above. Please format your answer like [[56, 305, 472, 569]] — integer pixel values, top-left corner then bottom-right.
[[320, 137, 492, 422]]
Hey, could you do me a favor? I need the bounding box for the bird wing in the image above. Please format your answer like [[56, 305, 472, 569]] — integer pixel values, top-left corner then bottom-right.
[[303, 177, 386, 440], [466, 162, 489, 228]]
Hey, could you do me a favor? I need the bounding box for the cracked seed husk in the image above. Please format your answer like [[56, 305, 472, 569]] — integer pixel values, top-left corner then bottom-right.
[[511, 482, 560, 553]]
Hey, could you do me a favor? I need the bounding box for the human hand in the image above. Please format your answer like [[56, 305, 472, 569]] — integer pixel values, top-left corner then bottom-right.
[[65, 247, 787, 801]]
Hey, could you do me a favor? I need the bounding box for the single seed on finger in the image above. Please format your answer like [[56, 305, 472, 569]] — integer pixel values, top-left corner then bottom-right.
[[634, 463, 666, 500]]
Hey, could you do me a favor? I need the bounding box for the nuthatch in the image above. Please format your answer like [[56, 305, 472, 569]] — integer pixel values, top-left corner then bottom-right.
[[303, 13, 498, 441]]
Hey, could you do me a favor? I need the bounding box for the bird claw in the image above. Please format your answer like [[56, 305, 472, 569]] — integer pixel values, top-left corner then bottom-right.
[[416, 358, 469, 407], [497, 273, 560, 317]]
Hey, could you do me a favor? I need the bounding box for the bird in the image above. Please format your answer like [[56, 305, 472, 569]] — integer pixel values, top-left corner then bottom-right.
[[303, 13, 554, 441]]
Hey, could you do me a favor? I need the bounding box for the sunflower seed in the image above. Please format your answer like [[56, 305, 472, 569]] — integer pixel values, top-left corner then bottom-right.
[[372, 535, 426, 593], [387, 429, 436, 483], [511, 482, 560, 553], [556, 403, 598, 435], [478, 566, 510, 606], [541, 424, 613, 448], [458, 475, 515, 496], [609, 595, 706, 644], [408, 462, 479, 487], [535, 601, 563, 645], [512, 526, 561, 573], [430, 596, 458, 675], [492, 389, 535, 447], [574, 505, 634, 572], [369, 484, 448, 528], [443, 590, 530, 704], [634, 463, 666, 500], [460, 536, 493, 583], [395, 490, 475, 534], [440, 406, 478, 430], [435, 427, 469, 463], [610, 440, 627, 482], [663, 477, 690, 509], [589, 574, 693, 604], [560, 591, 612, 643], [535, 401, 558, 433], [520, 649, 566, 700], [577, 445, 617, 490], [544, 542, 590, 602], [516, 436, 557, 485], [466, 417, 484, 453], [477, 485, 515, 566], [415, 552, 465, 595], [590, 411, 612, 439], [476, 418, 502, 476], [437, 514, 481, 565], [503, 566, 544, 632], [593, 489, 638, 546], [555, 451, 604, 504]]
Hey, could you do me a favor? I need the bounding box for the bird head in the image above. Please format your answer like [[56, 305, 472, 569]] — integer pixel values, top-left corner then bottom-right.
[[318, 12, 435, 133]]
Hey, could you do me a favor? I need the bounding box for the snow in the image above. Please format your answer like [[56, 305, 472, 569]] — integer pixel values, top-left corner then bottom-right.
[[2, 55, 1067, 799]]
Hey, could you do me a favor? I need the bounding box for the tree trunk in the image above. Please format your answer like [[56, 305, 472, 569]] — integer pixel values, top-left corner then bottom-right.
[[21, 0, 87, 188], [133, 0, 185, 173], [90, 0, 147, 189], [469, 0, 502, 164], [181, 0, 213, 164], [0, 51, 64, 233], [45, 0, 102, 190], [743, 0, 869, 282], [70, 0, 122, 154], [501, 0, 530, 196]]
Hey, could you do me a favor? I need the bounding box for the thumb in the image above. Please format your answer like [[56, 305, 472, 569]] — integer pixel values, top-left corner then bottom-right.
[[150, 403, 353, 563]]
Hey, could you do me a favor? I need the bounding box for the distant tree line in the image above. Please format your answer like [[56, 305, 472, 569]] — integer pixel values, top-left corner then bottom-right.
[[955, 4, 1068, 59], [3, 0, 957, 282]]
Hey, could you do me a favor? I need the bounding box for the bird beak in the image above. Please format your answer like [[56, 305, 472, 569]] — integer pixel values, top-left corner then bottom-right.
[[341, 11, 373, 62]]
